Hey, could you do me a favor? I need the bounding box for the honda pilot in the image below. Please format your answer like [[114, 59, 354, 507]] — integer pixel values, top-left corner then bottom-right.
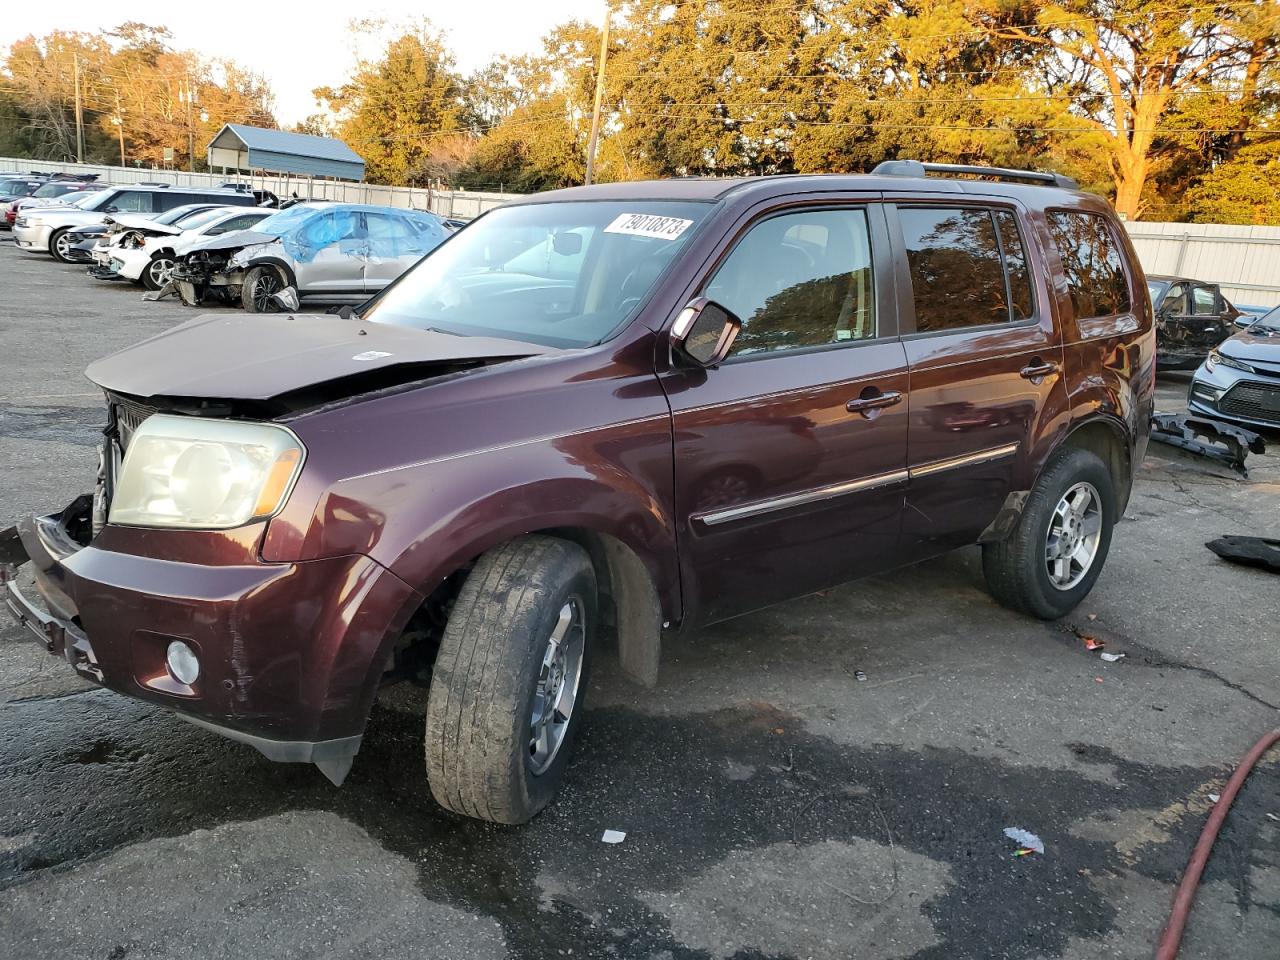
[[3, 162, 1154, 824]]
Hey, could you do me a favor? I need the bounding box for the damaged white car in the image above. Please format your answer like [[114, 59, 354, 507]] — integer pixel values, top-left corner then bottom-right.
[[91, 206, 274, 290], [160, 202, 449, 312]]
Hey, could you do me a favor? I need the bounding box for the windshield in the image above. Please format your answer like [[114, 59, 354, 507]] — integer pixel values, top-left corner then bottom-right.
[[252, 205, 323, 237], [75, 190, 111, 211], [170, 208, 228, 230], [362, 200, 710, 347], [1146, 279, 1168, 304], [1254, 305, 1280, 331], [33, 182, 80, 198]]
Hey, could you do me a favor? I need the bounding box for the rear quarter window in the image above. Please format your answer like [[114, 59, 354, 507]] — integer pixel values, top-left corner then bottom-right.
[[1046, 212, 1131, 319]]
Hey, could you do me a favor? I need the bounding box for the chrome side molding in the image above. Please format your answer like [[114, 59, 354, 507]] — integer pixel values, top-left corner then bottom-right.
[[692, 442, 1019, 527]]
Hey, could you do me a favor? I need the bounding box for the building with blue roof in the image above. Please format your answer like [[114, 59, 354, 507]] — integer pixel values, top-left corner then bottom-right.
[[206, 124, 366, 182]]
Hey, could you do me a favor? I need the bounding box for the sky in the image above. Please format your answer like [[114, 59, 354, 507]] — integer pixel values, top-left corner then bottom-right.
[[1, 1, 607, 124]]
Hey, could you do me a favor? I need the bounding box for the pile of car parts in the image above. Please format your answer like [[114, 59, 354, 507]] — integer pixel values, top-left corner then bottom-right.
[[1148, 412, 1266, 476]]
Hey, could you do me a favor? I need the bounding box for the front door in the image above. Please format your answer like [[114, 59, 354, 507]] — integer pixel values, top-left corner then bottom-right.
[[663, 203, 910, 624], [292, 209, 367, 293], [363, 211, 437, 291], [1158, 280, 1233, 364], [889, 202, 1067, 556]]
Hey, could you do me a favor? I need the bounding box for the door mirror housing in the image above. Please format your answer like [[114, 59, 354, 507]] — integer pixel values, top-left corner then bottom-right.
[[671, 297, 742, 368]]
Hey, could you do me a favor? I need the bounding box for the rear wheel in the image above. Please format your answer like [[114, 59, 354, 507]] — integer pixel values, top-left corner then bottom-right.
[[49, 228, 75, 263], [982, 447, 1115, 620], [240, 265, 283, 313], [425, 536, 596, 824], [141, 253, 175, 291]]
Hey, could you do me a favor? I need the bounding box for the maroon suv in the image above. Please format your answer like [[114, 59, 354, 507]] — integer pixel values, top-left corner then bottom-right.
[[3, 162, 1154, 824]]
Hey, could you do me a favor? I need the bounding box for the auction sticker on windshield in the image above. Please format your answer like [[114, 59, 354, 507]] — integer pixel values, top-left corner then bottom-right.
[[604, 213, 694, 241]]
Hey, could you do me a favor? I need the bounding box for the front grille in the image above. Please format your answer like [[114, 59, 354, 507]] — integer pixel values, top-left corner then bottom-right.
[[111, 396, 157, 450], [1219, 380, 1280, 425]]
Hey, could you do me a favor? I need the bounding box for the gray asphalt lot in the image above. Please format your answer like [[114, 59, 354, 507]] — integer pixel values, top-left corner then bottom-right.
[[1, 240, 1278, 960]]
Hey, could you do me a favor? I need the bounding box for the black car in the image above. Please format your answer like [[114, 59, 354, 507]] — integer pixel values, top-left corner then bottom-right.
[[1147, 273, 1244, 369]]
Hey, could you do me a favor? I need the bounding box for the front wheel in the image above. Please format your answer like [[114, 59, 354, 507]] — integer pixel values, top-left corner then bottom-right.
[[982, 447, 1115, 620], [49, 228, 75, 263], [240, 265, 283, 313], [142, 253, 176, 291], [425, 536, 596, 824]]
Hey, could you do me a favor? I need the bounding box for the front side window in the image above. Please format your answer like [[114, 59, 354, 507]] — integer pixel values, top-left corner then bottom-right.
[[899, 206, 1020, 332], [108, 191, 152, 213], [362, 200, 709, 348], [1190, 285, 1218, 315], [704, 208, 876, 357], [1046, 211, 1131, 319]]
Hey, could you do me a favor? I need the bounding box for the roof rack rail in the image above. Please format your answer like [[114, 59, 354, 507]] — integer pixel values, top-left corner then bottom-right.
[[137, 181, 170, 187], [872, 160, 1078, 190]]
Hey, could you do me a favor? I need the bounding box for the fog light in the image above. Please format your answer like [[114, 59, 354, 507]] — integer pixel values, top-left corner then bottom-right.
[[166, 641, 200, 685]]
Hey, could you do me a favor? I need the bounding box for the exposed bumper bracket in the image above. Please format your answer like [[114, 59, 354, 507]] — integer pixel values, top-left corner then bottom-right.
[[1149, 413, 1265, 477]]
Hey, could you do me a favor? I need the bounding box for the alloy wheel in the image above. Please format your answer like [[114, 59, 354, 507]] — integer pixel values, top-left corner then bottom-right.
[[148, 258, 174, 287], [528, 597, 585, 775], [54, 233, 72, 260], [253, 272, 281, 311], [1044, 481, 1103, 590]]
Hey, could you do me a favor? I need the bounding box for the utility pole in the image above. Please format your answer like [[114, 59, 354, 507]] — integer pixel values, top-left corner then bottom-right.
[[183, 76, 196, 172], [584, 6, 611, 186], [114, 90, 125, 167], [72, 53, 84, 163]]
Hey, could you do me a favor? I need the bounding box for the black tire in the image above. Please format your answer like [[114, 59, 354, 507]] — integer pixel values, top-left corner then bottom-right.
[[240, 265, 283, 313], [425, 536, 597, 824], [982, 447, 1115, 620], [141, 253, 175, 291], [49, 228, 75, 263]]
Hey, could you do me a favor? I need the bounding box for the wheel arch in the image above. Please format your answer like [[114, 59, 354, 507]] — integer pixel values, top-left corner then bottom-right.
[[981, 414, 1134, 543], [1057, 416, 1134, 515], [245, 256, 297, 288]]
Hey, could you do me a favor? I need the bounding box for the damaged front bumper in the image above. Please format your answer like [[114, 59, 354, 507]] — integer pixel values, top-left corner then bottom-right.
[[1, 497, 421, 785]]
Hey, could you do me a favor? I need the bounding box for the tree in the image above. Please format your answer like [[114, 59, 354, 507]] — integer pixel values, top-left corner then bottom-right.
[[975, 0, 1280, 220], [315, 20, 467, 184], [1186, 139, 1280, 224]]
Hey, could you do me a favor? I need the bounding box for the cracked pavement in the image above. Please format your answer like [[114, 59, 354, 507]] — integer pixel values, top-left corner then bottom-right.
[[1, 243, 1278, 959]]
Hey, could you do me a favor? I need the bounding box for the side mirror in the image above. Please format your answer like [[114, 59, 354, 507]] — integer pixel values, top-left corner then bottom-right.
[[671, 298, 742, 368], [104, 205, 118, 213]]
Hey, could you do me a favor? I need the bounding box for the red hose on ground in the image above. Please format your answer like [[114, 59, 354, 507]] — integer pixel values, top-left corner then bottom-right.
[[1154, 727, 1280, 960]]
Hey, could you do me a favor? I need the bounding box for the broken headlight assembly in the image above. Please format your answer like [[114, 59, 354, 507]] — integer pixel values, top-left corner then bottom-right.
[[1205, 349, 1255, 374], [109, 415, 305, 529]]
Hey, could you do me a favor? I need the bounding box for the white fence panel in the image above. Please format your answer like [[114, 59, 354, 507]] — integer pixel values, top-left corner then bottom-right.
[[1124, 222, 1280, 309], [0, 156, 521, 221]]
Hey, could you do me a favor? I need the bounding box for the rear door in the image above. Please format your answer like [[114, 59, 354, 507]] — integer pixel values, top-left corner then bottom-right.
[[291, 209, 367, 293], [663, 200, 910, 623], [889, 201, 1067, 557]]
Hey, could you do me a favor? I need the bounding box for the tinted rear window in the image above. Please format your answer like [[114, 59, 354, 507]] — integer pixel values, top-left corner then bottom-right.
[[1047, 212, 1131, 319]]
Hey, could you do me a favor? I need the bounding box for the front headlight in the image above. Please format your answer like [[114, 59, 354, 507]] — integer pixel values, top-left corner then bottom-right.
[[1205, 349, 1255, 374], [110, 415, 305, 530]]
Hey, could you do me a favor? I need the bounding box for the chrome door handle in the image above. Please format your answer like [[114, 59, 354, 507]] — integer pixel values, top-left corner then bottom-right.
[[846, 390, 903, 415], [1019, 360, 1058, 381]]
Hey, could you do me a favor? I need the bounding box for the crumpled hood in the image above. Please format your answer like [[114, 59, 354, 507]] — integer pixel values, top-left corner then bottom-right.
[[181, 229, 279, 255], [1219, 320, 1280, 366], [85, 313, 556, 401], [105, 212, 170, 234]]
